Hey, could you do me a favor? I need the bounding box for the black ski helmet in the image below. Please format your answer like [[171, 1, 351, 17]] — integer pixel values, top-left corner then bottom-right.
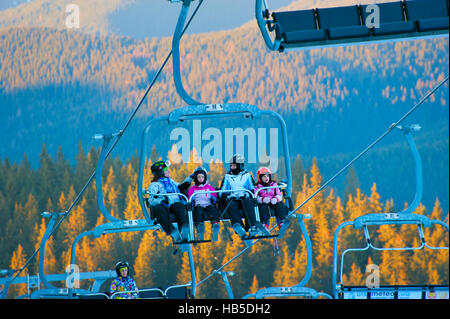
[[229, 154, 245, 173], [151, 160, 169, 178], [115, 261, 130, 277]]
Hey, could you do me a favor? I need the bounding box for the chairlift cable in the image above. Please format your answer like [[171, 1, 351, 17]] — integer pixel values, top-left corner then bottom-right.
[[9, 0, 206, 284]]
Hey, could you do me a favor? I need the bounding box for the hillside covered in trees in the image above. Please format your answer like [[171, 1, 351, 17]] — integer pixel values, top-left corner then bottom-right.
[[0, 23, 448, 212], [1, 145, 448, 298]]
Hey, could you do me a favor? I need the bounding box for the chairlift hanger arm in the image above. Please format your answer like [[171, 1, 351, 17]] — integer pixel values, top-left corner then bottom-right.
[[95, 134, 121, 222], [39, 212, 65, 289], [172, 0, 203, 105], [138, 103, 293, 222], [167, 103, 295, 197], [396, 126, 423, 215], [187, 188, 255, 202]]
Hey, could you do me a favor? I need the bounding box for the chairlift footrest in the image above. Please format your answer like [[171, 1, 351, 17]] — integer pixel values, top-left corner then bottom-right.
[[255, 222, 271, 236], [173, 239, 212, 245], [277, 220, 291, 239], [245, 234, 279, 240]]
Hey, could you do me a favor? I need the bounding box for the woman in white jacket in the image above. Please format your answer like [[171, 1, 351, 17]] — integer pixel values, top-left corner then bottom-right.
[[219, 154, 259, 239]]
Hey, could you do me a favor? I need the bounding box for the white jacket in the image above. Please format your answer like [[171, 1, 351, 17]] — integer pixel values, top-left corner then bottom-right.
[[220, 170, 255, 199]]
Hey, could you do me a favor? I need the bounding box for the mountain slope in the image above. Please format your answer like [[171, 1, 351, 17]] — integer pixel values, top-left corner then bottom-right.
[[0, 0, 448, 212], [0, 23, 448, 212]]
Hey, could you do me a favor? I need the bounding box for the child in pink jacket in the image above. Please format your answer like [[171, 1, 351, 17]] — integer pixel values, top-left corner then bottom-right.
[[254, 167, 288, 231], [188, 167, 221, 241]]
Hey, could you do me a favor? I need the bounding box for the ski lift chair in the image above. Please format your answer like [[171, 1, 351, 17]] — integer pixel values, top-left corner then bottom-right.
[[332, 124, 449, 299], [255, 0, 449, 52]]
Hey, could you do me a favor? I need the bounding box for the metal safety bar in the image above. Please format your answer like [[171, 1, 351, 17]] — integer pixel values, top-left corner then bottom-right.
[[144, 182, 288, 243], [145, 188, 255, 241]]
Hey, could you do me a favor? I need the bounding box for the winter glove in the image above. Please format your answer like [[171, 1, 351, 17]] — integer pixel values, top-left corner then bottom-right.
[[179, 181, 191, 192], [161, 197, 169, 207], [257, 197, 263, 204], [270, 197, 278, 205], [263, 197, 271, 204]]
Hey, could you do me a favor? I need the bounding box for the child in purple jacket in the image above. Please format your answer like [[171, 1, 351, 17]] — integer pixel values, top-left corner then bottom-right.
[[254, 167, 288, 231], [188, 167, 221, 241]]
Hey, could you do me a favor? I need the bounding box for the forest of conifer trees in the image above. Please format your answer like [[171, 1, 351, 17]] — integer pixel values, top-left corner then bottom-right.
[[1, 2, 449, 298], [0, 142, 447, 298]]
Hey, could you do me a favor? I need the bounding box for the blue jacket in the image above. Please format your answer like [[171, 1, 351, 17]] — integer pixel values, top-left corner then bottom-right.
[[147, 176, 192, 207]]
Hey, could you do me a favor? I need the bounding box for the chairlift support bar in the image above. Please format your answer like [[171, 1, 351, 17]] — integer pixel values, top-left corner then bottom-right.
[[31, 288, 96, 299], [217, 272, 235, 299], [145, 183, 290, 243], [31, 273, 112, 299], [0, 270, 116, 299]]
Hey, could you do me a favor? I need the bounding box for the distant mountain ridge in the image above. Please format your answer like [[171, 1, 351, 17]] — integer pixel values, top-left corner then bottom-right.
[[0, 0, 386, 38], [0, 0, 133, 35]]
